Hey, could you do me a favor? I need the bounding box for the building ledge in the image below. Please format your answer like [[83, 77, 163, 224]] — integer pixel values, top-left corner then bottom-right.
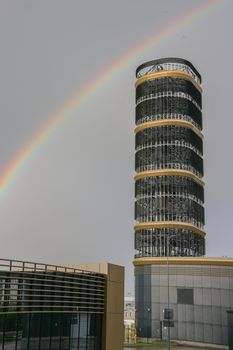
[[133, 256, 233, 266]]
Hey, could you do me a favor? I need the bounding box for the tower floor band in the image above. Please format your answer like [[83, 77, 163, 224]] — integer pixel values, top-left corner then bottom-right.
[[134, 169, 204, 186], [135, 70, 202, 92], [134, 119, 203, 139], [134, 221, 205, 237]]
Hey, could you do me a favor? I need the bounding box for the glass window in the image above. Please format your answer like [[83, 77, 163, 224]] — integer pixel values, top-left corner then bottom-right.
[[177, 288, 194, 305], [19, 314, 30, 350], [70, 314, 78, 350], [16, 314, 23, 350], [87, 314, 98, 350], [28, 313, 41, 350], [50, 313, 61, 350], [79, 314, 88, 350], [40, 313, 51, 350], [0, 314, 5, 350], [60, 314, 70, 350]]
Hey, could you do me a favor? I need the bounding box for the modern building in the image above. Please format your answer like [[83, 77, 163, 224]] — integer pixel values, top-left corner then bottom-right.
[[134, 57, 205, 259], [133, 57, 233, 345], [124, 296, 135, 326], [124, 296, 136, 344], [0, 259, 124, 350], [135, 257, 233, 345]]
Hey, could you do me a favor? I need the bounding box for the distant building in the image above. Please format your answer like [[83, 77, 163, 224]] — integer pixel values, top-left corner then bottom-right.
[[133, 57, 233, 345], [0, 259, 124, 350], [124, 296, 135, 326]]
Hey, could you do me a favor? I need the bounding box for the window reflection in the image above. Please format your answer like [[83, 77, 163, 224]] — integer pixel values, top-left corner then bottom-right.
[[0, 312, 102, 350]]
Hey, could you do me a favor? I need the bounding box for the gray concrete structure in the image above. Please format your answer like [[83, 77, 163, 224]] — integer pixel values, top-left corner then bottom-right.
[[134, 257, 233, 345]]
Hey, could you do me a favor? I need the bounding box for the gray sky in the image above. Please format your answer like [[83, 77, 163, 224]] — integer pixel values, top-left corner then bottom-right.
[[0, 0, 232, 294]]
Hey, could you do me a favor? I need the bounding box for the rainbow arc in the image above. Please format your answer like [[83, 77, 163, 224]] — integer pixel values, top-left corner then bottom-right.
[[0, 0, 220, 195]]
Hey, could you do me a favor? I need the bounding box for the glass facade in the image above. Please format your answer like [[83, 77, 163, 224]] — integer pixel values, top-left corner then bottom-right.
[[0, 259, 105, 350], [0, 312, 102, 350], [134, 57, 205, 258]]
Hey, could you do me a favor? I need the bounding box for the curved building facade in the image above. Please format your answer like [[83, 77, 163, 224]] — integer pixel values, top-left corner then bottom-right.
[[134, 257, 233, 345], [0, 259, 124, 350], [134, 57, 205, 258]]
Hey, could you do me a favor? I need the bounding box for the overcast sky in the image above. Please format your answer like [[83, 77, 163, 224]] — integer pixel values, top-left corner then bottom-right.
[[0, 0, 232, 294]]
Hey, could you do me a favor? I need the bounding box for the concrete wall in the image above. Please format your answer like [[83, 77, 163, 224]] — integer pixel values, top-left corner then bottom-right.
[[135, 258, 233, 346], [69, 263, 124, 350]]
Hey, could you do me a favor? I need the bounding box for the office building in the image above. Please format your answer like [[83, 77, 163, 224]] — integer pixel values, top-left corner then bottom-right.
[[133, 58, 233, 345]]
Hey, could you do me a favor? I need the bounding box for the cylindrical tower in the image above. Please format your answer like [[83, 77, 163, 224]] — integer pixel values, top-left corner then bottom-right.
[[134, 58, 205, 258]]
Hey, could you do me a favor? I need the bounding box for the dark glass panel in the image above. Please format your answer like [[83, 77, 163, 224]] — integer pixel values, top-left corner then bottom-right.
[[4, 313, 17, 350], [70, 314, 78, 350], [88, 314, 98, 350], [60, 314, 70, 350], [0, 314, 5, 350], [87, 314, 94, 350], [15, 314, 23, 350], [95, 314, 102, 350], [19, 314, 30, 350], [136, 317, 151, 339], [177, 288, 194, 305], [28, 313, 41, 350], [40, 313, 51, 350], [50, 313, 61, 350], [79, 314, 88, 350]]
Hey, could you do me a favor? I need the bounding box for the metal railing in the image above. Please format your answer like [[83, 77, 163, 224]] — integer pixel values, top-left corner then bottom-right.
[[0, 258, 102, 276]]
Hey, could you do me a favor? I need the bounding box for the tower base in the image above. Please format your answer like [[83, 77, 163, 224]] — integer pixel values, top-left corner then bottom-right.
[[134, 257, 233, 346]]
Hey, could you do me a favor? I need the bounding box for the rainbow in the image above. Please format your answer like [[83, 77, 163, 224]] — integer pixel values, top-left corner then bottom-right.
[[0, 0, 221, 195]]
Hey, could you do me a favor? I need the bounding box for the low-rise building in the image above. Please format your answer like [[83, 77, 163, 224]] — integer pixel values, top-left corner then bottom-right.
[[0, 259, 124, 350]]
